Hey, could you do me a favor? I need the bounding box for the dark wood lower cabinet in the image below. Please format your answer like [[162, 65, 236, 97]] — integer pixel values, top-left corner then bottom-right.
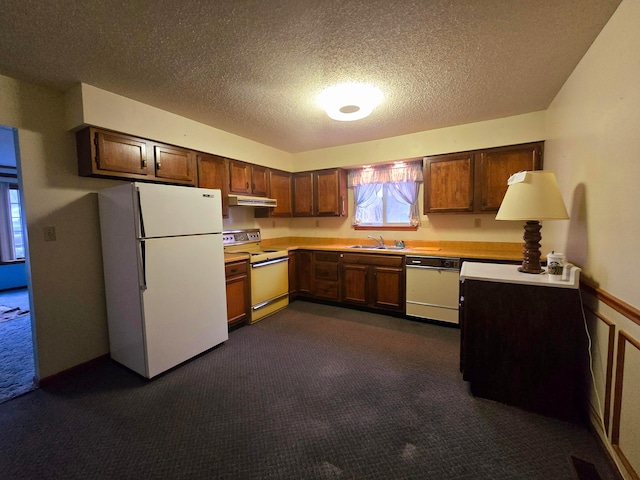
[[225, 260, 249, 328], [313, 251, 340, 301], [291, 250, 404, 314], [460, 275, 588, 424], [341, 253, 405, 313]]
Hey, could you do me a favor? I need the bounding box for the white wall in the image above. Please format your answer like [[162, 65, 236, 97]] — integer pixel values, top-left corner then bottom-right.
[[543, 1, 639, 478]]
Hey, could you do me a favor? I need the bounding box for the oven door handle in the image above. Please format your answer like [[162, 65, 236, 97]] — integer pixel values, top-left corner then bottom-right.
[[251, 257, 288, 269]]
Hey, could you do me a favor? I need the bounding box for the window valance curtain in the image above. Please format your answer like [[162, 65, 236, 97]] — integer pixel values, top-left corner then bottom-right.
[[348, 161, 423, 187]]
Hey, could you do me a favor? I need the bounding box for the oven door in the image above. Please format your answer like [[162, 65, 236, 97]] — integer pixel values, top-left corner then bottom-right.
[[250, 257, 289, 323]]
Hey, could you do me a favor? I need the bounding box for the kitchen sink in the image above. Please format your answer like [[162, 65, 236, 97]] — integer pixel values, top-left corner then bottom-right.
[[347, 245, 405, 251]]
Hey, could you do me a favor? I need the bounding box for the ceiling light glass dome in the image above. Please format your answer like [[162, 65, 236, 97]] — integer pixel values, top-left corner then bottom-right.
[[317, 83, 384, 121]]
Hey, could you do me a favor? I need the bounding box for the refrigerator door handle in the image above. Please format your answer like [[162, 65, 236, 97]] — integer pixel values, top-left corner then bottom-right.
[[138, 240, 147, 291], [136, 187, 146, 238]]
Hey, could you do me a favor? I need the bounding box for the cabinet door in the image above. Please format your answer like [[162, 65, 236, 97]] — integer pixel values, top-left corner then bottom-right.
[[371, 266, 404, 311], [153, 144, 196, 185], [228, 160, 252, 194], [293, 172, 314, 217], [251, 165, 269, 197], [268, 169, 292, 217], [313, 251, 340, 300], [478, 142, 543, 212], [315, 168, 347, 216], [197, 154, 229, 218], [341, 263, 368, 305], [225, 261, 249, 327], [90, 128, 150, 177], [424, 153, 474, 213], [288, 252, 298, 297], [296, 250, 313, 295]]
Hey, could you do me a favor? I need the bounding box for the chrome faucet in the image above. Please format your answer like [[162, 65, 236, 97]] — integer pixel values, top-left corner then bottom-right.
[[367, 235, 384, 248]]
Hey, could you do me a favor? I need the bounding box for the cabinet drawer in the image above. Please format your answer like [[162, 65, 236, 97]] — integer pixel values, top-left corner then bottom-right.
[[341, 253, 403, 267], [314, 279, 339, 300], [315, 261, 339, 281], [315, 251, 340, 262], [225, 260, 247, 277]]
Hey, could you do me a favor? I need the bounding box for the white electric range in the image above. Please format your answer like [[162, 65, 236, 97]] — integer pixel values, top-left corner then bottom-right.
[[223, 229, 289, 323]]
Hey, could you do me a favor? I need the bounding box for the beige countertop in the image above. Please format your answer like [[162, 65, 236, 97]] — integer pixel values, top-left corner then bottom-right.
[[224, 252, 250, 263], [260, 237, 524, 262]]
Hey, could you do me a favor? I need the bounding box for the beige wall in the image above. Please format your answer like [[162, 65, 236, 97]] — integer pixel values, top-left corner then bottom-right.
[[543, 1, 639, 478], [67, 83, 294, 172], [0, 74, 111, 378], [544, 0, 638, 309], [290, 112, 547, 244]]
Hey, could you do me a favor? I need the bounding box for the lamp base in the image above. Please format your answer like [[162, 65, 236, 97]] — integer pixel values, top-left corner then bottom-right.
[[519, 220, 545, 274]]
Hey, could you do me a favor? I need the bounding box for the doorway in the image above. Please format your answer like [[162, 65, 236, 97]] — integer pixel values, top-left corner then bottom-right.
[[0, 125, 36, 403]]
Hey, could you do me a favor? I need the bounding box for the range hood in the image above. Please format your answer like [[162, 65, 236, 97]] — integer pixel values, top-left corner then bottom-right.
[[228, 194, 277, 208]]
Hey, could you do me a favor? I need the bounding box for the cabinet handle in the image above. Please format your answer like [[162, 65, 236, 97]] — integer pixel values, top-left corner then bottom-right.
[[246, 182, 249, 189], [157, 162, 162, 170], [141, 159, 147, 168]]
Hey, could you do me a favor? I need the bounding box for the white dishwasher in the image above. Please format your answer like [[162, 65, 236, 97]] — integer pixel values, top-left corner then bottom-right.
[[405, 256, 461, 325]]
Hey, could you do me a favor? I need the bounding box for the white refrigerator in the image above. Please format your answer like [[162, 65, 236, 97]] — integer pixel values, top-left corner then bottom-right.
[[98, 182, 228, 378]]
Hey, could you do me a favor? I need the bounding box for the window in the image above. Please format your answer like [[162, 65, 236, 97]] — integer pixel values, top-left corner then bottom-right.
[[0, 181, 24, 262], [9, 187, 24, 259], [349, 161, 423, 228]]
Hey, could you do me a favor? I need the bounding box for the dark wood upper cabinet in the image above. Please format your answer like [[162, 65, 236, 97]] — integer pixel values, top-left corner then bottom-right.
[[424, 152, 474, 213], [197, 153, 229, 218], [255, 169, 292, 218], [228, 159, 252, 194], [251, 165, 268, 197], [477, 143, 543, 212], [228, 159, 268, 196], [153, 144, 195, 185], [424, 142, 543, 214], [292, 168, 347, 217], [315, 168, 348, 217], [77, 127, 196, 186], [77, 127, 149, 179], [292, 171, 314, 216]]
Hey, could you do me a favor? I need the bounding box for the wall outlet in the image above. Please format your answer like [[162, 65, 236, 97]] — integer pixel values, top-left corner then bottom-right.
[[315, 219, 320, 227], [474, 218, 481, 228], [44, 226, 56, 241]]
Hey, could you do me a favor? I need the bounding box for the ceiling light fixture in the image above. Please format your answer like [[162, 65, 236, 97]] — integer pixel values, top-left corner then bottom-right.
[[317, 83, 384, 122]]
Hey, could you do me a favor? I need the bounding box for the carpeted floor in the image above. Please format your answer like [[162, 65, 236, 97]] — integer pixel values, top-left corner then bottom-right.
[[0, 288, 36, 404], [0, 301, 619, 479]]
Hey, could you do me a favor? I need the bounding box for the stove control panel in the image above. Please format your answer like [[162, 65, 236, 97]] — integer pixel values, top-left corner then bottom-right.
[[223, 229, 261, 246]]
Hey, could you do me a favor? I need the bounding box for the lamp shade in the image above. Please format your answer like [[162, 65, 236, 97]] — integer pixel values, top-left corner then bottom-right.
[[496, 171, 569, 221]]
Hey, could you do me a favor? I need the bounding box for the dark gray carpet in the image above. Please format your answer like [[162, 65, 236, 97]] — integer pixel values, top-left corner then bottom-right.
[[0, 288, 36, 404], [0, 301, 619, 479]]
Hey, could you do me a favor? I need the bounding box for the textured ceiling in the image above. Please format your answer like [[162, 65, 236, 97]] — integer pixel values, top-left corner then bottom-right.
[[0, 0, 621, 153]]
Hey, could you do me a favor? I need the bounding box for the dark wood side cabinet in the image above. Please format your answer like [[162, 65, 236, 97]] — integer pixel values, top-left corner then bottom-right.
[[424, 142, 543, 214], [459, 262, 587, 424], [225, 260, 250, 328], [197, 153, 229, 217]]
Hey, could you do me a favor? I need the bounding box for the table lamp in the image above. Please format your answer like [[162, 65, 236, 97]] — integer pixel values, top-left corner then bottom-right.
[[496, 171, 569, 274]]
